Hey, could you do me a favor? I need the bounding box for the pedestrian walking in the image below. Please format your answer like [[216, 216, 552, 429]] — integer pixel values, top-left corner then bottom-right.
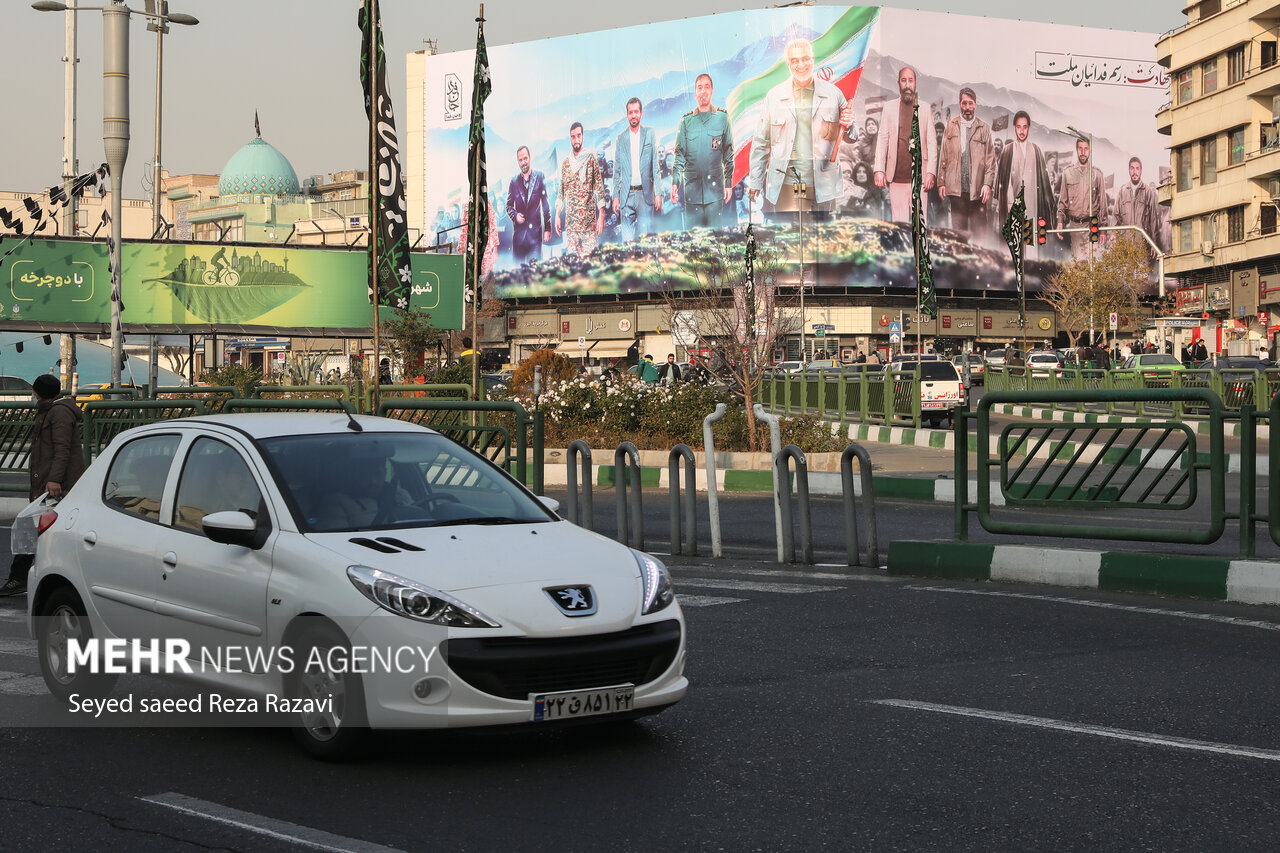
[[1, 375, 85, 596]]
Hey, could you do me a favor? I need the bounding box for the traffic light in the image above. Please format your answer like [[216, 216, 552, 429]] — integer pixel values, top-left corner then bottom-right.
[[1089, 216, 1100, 243], [1023, 218, 1032, 246], [1036, 217, 1047, 245]]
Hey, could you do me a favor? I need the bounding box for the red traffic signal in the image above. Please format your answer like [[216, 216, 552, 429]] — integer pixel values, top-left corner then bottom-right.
[[1089, 216, 1101, 243], [1036, 217, 1048, 244]]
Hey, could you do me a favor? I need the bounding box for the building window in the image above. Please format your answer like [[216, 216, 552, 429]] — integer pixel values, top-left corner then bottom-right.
[[1201, 59, 1218, 95], [1228, 207, 1245, 242], [1199, 0, 1221, 16], [1263, 204, 1277, 236], [1177, 69, 1193, 103], [1203, 214, 1218, 246], [1201, 137, 1218, 185], [1228, 46, 1246, 85], [1177, 146, 1193, 190], [1265, 42, 1279, 70], [1228, 127, 1245, 165], [1178, 220, 1194, 252]]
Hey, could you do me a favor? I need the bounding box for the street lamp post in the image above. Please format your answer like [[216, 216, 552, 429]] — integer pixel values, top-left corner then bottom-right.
[[33, 0, 197, 388]]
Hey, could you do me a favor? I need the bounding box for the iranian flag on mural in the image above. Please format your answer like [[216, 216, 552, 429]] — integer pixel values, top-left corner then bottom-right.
[[726, 5, 879, 187]]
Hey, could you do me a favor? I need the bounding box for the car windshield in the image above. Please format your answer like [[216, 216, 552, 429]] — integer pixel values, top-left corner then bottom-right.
[[1139, 355, 1180, 366], [257, 431, 556, 533]]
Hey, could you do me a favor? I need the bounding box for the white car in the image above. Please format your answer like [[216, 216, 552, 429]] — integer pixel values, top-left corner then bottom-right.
[[28, 414, 686, 758], [890, 359, 965, 427]]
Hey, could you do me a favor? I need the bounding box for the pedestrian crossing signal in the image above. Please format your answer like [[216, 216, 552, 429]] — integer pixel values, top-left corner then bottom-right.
[[1023, 218, 1032, 246], [1036, 217, 1047, 245], [1089, 216, 1100, 243]]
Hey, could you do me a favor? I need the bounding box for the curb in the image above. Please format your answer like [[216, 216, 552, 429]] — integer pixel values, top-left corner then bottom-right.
[[886, 540, 1280, 606]]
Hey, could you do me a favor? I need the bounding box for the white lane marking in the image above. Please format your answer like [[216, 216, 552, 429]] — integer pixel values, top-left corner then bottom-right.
[[0, 638, 35, 657], [906, 584, 1280, 632], [141, 793, 406, 853], [675, 566, 900, 583], [873, 699, 1280, 763], [676, 578, 843, 594], [676, 595, 747, 608], [0, 670, 46, 695]]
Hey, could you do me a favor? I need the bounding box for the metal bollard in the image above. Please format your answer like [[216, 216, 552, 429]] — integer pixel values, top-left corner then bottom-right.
[[841, 443, 880, 568], [702, 403, 728, 558], [565, 439, 593, 529], [753, 404, 784, 563], [614, 441, 644, 550], [668, 444, 697, 556], [776, 444, 813, 564]]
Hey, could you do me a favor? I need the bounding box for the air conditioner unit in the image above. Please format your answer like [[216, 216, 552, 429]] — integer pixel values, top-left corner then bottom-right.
[[1202, 240, 1215, 254]]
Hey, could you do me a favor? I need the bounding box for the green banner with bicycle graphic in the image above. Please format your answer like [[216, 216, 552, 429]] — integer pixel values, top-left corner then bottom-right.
[[1, 238, 463, 329]]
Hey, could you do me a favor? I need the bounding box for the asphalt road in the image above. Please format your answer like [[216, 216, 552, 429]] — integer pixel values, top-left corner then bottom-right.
[[2, 501, 1280, 851]]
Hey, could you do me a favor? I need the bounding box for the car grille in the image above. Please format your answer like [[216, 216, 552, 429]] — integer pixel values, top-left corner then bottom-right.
[[443, 620, 681, 699]]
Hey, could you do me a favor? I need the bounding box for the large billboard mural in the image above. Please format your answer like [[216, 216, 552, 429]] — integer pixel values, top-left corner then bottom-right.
[[1, 239, 464, 330], [421, 6, 1169, 298]]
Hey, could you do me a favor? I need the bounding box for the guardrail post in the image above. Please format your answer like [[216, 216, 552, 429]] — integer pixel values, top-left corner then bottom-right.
[[1241, 403, 1257, 558], [668, 444, 697, 556], [841, 442, 879, 567], [565, 440, 593, 530], [702, 403, 728, 558], [753, 404, 785, 563], [776, 444, 813, 564], [955, 398, 971, 542], [614, 441, 644, 550]]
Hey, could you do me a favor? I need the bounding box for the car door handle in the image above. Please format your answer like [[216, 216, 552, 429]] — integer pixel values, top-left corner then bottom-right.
[[83, 531, 97, 545], [162, 552, 178, 568]]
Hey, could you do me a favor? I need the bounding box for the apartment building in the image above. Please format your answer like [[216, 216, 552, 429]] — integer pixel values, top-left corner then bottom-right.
[[1157, 0, 1280, 353]]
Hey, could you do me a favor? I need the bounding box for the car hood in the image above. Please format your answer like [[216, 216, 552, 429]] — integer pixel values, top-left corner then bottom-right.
[[306, 522, 648, 633], [305, 521, 640, 595]]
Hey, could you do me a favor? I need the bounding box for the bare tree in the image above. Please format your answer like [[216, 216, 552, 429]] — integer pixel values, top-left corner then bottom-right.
[[1042, 231, 1148, 348], [656, 229, 799, 450], [159, 346, 191, 380]]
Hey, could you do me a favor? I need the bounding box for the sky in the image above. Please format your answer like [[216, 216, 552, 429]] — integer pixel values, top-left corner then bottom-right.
[[0, 0, 1184, 196]]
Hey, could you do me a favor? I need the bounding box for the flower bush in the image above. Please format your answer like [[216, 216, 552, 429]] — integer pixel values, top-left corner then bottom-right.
[[513, 373, 845, 453]]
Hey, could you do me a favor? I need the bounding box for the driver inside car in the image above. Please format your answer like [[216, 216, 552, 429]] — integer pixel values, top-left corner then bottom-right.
[[317, 461, 415, 530]]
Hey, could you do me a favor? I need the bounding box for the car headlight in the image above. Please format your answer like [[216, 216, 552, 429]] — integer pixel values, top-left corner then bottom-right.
[[347, 566, 501, 628], [633, 550, 674, 615]]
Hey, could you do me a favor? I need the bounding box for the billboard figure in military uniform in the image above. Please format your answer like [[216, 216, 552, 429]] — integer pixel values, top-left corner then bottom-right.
[[672, 73, 734, 229]]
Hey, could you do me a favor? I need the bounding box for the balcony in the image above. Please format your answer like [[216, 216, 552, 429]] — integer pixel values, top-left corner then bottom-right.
[[1156, 101, 1173, 135], [1158, 181, 1173, 206]]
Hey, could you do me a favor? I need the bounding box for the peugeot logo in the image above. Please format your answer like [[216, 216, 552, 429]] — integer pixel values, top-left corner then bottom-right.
[[545, 585, 597, 617]]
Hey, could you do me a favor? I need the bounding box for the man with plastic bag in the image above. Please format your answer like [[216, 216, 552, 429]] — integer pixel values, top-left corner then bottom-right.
[[1, 375, 85, 597]]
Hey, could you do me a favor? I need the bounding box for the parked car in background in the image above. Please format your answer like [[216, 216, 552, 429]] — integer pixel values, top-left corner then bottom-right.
[[983, 348, 1025, 367], [804, 360, 845, 372], [889, 358, 965, 427], [1026, 350, 1063, 375], [1121, 353, 1185, 376], [770, 361, 804, 373], [1193, 355, 1275, 406], [952, 354, 985, 385], [0, 375, 33, 397]]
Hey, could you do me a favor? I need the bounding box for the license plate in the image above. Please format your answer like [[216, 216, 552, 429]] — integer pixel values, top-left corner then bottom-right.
[[921, 401, 946, 410], [531, 684, 635, 721]]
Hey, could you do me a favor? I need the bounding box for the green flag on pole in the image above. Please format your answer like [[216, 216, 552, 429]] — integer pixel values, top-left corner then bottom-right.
[[1001, 187, 1028, 330], [909, 104, 936, 321], [465, 13, 491, 308]]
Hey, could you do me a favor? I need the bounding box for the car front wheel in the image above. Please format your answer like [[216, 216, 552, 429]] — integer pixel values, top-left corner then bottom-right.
[[37, 586, 118, 703], [288, 621, 369, 760]]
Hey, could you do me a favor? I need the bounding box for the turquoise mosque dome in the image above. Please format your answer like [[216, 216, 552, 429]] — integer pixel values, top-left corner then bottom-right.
[[218, 136, 300, 196]]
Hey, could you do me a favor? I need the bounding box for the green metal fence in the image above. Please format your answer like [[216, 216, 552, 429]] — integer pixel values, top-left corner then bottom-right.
[[0, 402, 36, 493], [955, 388, 1252, 551], [761, 367, 928, 428], [82, 399, 208, 461], [376, 399, 544, 493]]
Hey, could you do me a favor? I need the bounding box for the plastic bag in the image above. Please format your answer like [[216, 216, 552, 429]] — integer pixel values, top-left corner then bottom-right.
[[11, 492, 55, 556]]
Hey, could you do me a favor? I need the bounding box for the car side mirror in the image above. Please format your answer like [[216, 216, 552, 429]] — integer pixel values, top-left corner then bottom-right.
[[537, 495, 561, 514], [203, 510, 266, 549]]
